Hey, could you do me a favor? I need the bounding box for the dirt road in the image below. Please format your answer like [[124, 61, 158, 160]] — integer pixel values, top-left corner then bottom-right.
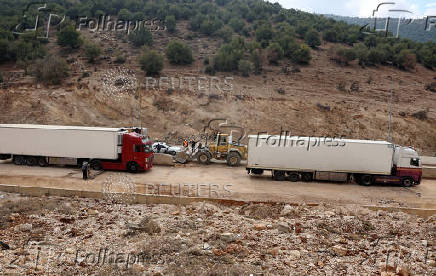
[[0, 160, 435, 208]]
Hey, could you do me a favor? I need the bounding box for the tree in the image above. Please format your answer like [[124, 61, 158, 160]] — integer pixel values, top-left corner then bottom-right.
[[305, 29, 321, 48], [57, 24, 82, 49], [139, 48, 164, 75], [238, 60, 251, 77], [294, 44, 312, 64], [83, 41, 102, 63], [34, 56, 69, 85], [266, 42, 284, 65], [165, 41, 193, 65], [165, 15, 176, 33], [128, 29, 153, 47]]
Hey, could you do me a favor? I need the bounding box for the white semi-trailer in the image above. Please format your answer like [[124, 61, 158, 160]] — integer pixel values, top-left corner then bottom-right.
[[246, 135, 422, 186], [0, 124, 154, 172]]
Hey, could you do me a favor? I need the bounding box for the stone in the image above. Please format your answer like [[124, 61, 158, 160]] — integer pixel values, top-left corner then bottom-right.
[[289, 250, 301, 260], [331, 245, 348, 256], [87, 209, 99, 216], [396, 266, 409, 276], [277, 222, 290, 233], [16, 223, 32, 232], [203, 243, 211, 250], [221, 233, 235, 243], [281, 205, 294, 216], [429, 260, 436, 267], [253, 224, 267, 231]]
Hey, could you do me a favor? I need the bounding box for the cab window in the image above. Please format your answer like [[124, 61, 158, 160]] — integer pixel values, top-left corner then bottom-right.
[[219, 136, 227, 146], [410, 158, 420, 167]]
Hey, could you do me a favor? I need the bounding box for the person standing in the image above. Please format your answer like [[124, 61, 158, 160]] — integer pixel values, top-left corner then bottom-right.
[[82, 162, 89, 180]]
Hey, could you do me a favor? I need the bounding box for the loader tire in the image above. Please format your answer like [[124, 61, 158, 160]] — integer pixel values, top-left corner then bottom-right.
[[226, 152, 241, 167], [197, 152, 211, 165]]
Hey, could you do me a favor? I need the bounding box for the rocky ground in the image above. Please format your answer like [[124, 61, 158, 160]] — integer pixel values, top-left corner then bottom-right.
[[0, 193, 435, 275]]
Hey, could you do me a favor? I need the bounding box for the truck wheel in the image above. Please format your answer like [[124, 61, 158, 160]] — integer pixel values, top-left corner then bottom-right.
[[288, 172, 300, 182], [197, 152, 211, 165], [0, 154, 11, 160], [273, 170, 286, 181], [90, 160, 102, 171], [402, 177, 414, 187], [38, 157, 48, 167], [301, 172, 313, 182], [226, 152, 241, 167], [127, 162, 139, 173], [26, 156, 38, 167], [252, 169, 264, 175], [359, 175, 373, 186], [13, 156, 25, 165]]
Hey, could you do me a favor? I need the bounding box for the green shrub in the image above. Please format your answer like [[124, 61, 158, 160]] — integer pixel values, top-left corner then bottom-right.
[[139, 48, 164, 75], [165, 15, 176, 33], [366, 49, 384, 66], [114, 55, 126, 64], [128, 29, 153, 48], [57, 24, 82, 49], [205, 65, 216, 75], [34, 56, 69, 85], [83, 41, 102, 63], [305, 29, 321, 48], [332, 47, 356, 65], [255, 24, 273, 43], [251, 50, 263, 75], [165, 41, 193, 65], [217, 26, 233, 43], [294, 44, 312, 64], [118, 9, 132, 21], [266, 42, 284, 65], [323, 30, 338, 42], [238, 60, 251, 77], [229, 18, 245, 32], [395, 50, 416, 70]]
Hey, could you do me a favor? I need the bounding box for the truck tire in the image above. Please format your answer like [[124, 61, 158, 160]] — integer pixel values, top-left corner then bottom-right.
[[402, 177, 414, 187], [13, 156, 25, 165], [301, 172, 313, 182], [90, 160, 102, 171], [197, 152, 211, 165], [359, 175, 373, 186], [0, 154, 11, 160], [288, 172, 300, 182], [226, 152, 241, 167], [127, 162, 139, 173], [26, 156, 38, 167], [273, 170, 286, 181], [252, 169, 264, 175], [38, 157, 48, 167]]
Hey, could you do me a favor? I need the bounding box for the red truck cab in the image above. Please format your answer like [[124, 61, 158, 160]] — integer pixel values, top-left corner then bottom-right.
[[100, 131, 153, 173]]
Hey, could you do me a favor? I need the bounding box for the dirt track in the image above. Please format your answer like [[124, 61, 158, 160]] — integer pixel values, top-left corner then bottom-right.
[[1, 160, 435, 209]]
